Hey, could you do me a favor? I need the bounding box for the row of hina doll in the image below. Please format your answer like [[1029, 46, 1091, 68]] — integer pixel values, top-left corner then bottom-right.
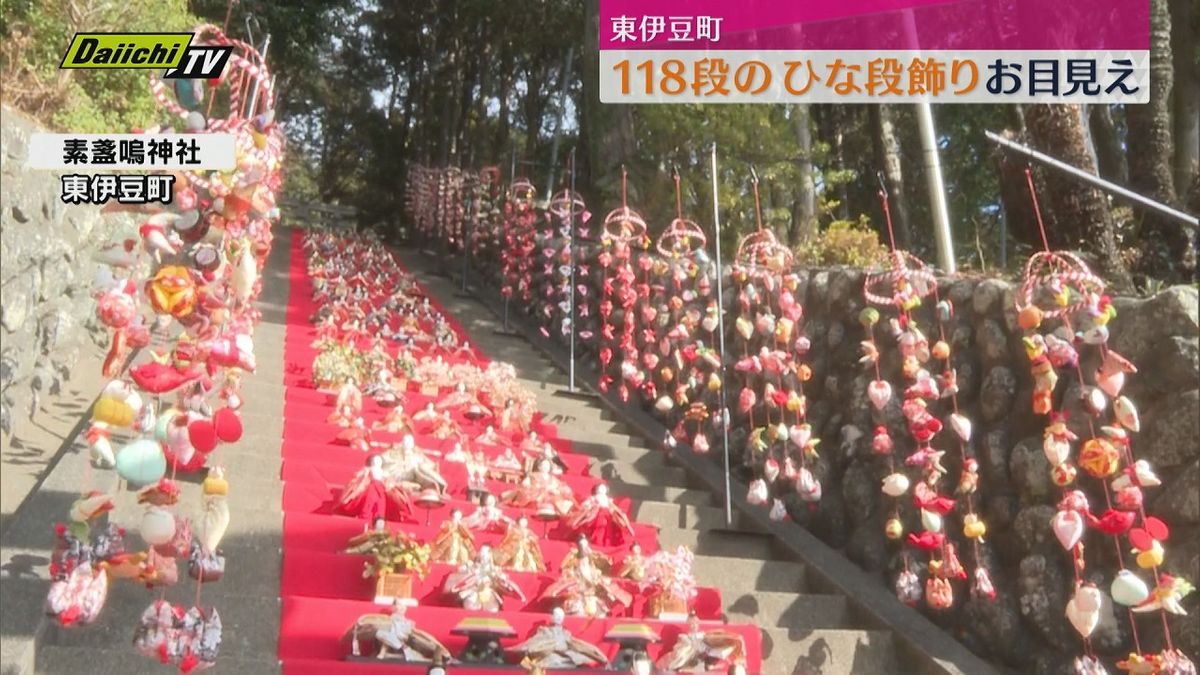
[[335, 436, 449, 522]]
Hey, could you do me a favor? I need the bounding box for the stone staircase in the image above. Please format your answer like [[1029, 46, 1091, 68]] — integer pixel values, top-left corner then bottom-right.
[[406, 259, 898, 675]]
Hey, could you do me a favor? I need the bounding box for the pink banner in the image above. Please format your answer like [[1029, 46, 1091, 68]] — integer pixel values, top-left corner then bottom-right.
[[599, 0, 1149, 51]]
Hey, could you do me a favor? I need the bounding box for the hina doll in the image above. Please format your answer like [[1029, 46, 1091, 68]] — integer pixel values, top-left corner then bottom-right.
[[328, 379, 362, 426], [566, 484, 635, 546], [336, 455, 414, 523], [374, 406, 413, 434], [475, 425, 503, 448], [561, 538, 614, 575], [655, 614, 748, 672], [443, 545, 526, 612], [540, 539, 632, 617], [346, 600, 452, 662], [522, 439, 567, 475], [430, 509, 475, 565], [493, 516, 546, 573], [443, 442, 468, 463], [489, 447, 524, 483], [436, 382, 492, 421], [616, 543, 648, 583], [500, 458, 576, 516], [365, 359, 403, 408], [383, 435, 448, 495], [464, 494, 513, 533], [335, 416, 373, 452], [497, 398, 529, 434], [508, 607, 608, 669]]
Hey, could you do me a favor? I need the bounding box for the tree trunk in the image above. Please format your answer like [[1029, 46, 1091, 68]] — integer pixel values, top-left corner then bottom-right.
[[492, 46, 515, 163], [790, 104, 816, 246], [1088, 105, 1128, 185], [1170, 0, 1199, 196], [1126, 0, 1192, 280], [1024, 104, 1133, 289], [870, 104, 912, 248], [522, 64, 549, 162]]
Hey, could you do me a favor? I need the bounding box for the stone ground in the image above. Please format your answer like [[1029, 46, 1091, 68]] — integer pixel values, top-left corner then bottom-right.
[[1, 339, 109, 530]]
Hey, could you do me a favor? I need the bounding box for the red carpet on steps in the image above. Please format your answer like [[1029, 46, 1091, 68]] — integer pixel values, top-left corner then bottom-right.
[[276, 234, 763, 673]]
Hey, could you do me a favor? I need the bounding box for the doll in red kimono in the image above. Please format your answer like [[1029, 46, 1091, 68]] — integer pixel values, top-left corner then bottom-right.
[[566, 483, 634, 547], [336, 454, 414, 522]]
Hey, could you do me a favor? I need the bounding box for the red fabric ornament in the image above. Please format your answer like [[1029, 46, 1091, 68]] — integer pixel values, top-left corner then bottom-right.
[[212, 408, 243, 443], [188, 420, 218, 454]]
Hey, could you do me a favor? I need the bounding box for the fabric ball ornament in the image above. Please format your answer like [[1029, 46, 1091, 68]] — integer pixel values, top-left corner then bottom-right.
[[139, 507, 176, 546], [1111, 570, 1151, 606], [188, 420, 218, 454], [115, 438, 167, 485], [213, 408, 243, 443]]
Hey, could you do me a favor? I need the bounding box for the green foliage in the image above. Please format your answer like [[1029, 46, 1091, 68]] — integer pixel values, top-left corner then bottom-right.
[[2, 0, 199, 132], [795, 217, 890, 267]]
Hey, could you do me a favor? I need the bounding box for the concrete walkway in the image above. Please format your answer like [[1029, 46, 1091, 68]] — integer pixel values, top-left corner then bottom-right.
[[0, 228, 293, 675]]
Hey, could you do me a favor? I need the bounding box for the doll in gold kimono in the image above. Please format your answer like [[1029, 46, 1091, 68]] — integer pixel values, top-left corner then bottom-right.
[[655, 614, 747, 672], [616, 543, 648, 583], [493, 516, 546, 573], [540, 538, 631, 618], [429, 509, 475, 566], [501, 458, 576, 516], [443, 545, 526, 612], [497, 398, 530, 435], [508, 607, 608, 669]]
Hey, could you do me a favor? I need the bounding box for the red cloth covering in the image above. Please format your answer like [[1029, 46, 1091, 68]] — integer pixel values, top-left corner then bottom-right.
[[276, 235, 761, 671]]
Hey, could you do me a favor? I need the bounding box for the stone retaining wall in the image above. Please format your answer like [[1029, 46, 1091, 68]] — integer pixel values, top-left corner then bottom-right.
[[0, 106, 129, 441]]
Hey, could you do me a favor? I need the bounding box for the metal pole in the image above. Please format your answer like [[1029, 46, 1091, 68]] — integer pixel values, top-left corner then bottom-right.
[[544, 47, 575, 199], [917, 102, 956, 273], [246, 34, 271, 119], [709, 143, 734, 527], [567, 147, 578, 392], [899, 7, 955, 273], [985, 130, 1200, 229], [503, 148, 516, 331], [460, 190, 472, 293]]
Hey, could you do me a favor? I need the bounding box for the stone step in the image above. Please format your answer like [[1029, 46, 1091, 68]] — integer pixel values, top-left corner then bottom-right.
[[759, 628, 896, 675], [561, 436, 651, 462], [590, 456, 691, 488], [34, 645, 280, 675], [632, 500, 761, 533], [605, 479, 714, 506], [690, 556, 807, 594], [657, 527, 779, 560], [723, 591, 850, 629]]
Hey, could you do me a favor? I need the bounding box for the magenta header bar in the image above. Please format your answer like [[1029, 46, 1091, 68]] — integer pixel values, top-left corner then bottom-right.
[[599, 0, 1149, 51]]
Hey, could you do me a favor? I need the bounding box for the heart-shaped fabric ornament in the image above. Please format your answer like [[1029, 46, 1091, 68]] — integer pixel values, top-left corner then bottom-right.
[[747, 479, 769, 505], [735, 317, 753, 341], [788, 424, 811, 449], [868, 380, 892, 410], [212, 403, 242, 441], [881, 472, 910, 497], [1114, 396, 1140, 432], [1051, 509, 1085, 550], [949, 413, 972, 443], [1065, 585, 1103, 638], [763, 458, 780, 483], [188, 420, 218, 454], [1043, 436, 1070, 467], [116, 438, 168, 485]]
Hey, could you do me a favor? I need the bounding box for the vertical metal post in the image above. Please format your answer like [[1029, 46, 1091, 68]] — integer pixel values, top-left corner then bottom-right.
[[460, 190, 472, 293], [503, 148, 516, 331], [245, 34, 271, 119], [916, 102, 956, 273], [709, 143, 733, 527], [567, 147, 578, 393]]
